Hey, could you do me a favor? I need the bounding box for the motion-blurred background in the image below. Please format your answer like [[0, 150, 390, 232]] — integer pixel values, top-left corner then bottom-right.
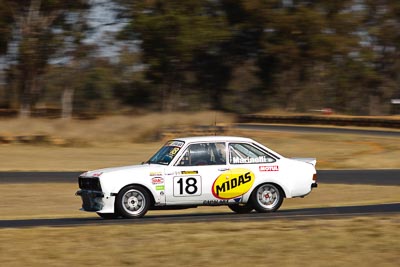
[[1, 2, 400, 266], [1, 0, 400, 118]]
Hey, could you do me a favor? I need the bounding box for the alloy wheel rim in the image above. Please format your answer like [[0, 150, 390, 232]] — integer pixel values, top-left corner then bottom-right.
[[122, 189, 146, 215], [257, 185, 279, 209]]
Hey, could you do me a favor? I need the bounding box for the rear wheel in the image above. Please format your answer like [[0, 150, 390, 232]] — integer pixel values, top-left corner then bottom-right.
[[228, 203, 254, 214], [116, 185, 150, 219], [251, 183, 284, 213]]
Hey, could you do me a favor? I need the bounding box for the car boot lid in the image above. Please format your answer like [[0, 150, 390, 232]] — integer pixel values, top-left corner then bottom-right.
[[291, 158, 317, 167]]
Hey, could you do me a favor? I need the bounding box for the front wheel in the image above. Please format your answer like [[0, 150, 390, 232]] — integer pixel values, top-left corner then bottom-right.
[[251, 183, 284, 213], [116, 185, 151, 219], [228, 203, 254, 214]]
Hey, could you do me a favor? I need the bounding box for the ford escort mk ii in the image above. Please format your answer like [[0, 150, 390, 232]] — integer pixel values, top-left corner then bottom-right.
[[76, 136, 317, 219]]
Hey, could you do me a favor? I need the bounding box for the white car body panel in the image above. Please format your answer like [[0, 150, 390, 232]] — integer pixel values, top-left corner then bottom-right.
[[77, 136, 317, 214]]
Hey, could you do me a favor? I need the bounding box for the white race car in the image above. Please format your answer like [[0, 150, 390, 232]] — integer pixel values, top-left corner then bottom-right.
[[76, 136, 317, 219]]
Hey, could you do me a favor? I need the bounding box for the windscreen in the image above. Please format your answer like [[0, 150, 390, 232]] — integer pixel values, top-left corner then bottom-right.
[[147, 140, 185, 165]]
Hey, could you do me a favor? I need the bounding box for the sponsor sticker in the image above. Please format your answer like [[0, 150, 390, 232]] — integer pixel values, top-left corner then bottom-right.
[[259, 165, 279, 172], [166, 141, 184, 147], [150, 172, 162, 176], [151, 177, 164, 184], [203, 200, 229, 205], [212, 168, 255, 199], [156, 185, 165, 191], [92, 172, 103, 177], [169, 147, 180, 156], [181, 170, 199, 175], [232, 156, 272, 164]]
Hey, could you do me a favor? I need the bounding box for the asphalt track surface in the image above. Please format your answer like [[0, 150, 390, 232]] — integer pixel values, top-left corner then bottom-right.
[[0, 170, 399, 228], [0, 203, 398, 228], [1, 169, 399, 185]]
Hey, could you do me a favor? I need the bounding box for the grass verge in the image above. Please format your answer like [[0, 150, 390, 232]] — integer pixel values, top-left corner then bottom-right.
[[0, 113, 399, 170], [1, 215, 399, 267], [0, 182, 398, 266], [0, 130, 400, 171]]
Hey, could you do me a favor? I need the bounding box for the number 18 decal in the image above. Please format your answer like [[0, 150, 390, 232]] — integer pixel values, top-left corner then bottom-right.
[[173, 176, 201, 197]]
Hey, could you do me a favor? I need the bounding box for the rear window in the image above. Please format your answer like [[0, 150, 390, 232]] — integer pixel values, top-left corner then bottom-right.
[[229, 143, 275, 164]]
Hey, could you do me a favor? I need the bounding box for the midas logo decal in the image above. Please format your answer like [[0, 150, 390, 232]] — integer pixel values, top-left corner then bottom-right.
[[212, 168, 255, 199]]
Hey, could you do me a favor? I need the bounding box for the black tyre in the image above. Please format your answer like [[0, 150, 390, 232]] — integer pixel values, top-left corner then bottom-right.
[[228, 203, 254, 214], [251, 183, 284, 213], [116, 185, 151, 219], [96, 213, 120, 219]]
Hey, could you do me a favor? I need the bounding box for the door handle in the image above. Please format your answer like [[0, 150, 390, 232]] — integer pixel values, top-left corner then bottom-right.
[[218, 168, 230, 171]]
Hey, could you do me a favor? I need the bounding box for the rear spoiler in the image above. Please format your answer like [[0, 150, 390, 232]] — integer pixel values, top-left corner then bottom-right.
[[292, 158, 317, 167]]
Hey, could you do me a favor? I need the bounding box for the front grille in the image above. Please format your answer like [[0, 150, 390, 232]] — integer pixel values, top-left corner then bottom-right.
[[78, 177, 102, 191]]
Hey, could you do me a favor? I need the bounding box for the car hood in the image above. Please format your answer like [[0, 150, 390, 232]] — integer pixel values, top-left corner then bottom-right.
[[81, 164, 163, 178]]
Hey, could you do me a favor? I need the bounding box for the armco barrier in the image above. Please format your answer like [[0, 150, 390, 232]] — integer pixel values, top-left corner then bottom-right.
[[237, 114, 400, 129]]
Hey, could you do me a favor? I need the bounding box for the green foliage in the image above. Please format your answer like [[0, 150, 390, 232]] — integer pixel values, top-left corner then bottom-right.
[[1, 0, 400, 116], [0, 0, 90, 116], [0, 1, 14, 54], [120, 0, 231, 110]]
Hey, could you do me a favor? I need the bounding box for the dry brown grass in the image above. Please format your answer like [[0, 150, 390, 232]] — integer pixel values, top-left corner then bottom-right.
[[2, 129, 398, 171], [0, 143, 159, 171], [0, 113, 399, 170], [237, 130, 400, 169], [0, 215, 399, 267], [0, 180, 399, 266], [0, 111, 234, 144]]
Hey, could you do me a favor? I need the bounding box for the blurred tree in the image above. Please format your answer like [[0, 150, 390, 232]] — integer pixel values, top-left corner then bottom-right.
[[2, 0, 399, 116], [0, 1, 14, 55], [110, 0, 400, 115], [210, 0, 268, 113], [43, 47, 94, 119], [112, 48, 153, 110], [257, 1, 356, 111], [0, 1, 15, 109], [3, 0, 89, 117], [359, 0, 400, 115], [52, 10, 92, 119], [74, 59, 118, 115], [119, 0, 230, 111], [44, 57, 118, 116]]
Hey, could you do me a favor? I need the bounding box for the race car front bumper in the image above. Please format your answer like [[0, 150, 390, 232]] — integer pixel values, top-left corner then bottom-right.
[[76, 190, 104, 211]]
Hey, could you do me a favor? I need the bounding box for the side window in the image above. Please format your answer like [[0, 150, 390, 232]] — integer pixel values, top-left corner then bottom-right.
[[229, 143, 275, 164], [177, 142, 226, 166]]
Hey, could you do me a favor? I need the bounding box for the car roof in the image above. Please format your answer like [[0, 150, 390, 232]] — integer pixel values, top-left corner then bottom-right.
[[172, 136, 256, 143]]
